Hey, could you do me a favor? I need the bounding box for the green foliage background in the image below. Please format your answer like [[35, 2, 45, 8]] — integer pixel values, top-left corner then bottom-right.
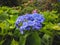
[[0, 0, 60, 45]]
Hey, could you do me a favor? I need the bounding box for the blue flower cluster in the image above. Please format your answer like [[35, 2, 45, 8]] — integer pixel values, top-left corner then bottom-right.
[[15, 13, 45, 34]]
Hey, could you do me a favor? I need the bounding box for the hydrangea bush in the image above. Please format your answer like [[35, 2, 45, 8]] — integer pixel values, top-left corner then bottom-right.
[[0, 6, 60, 45]]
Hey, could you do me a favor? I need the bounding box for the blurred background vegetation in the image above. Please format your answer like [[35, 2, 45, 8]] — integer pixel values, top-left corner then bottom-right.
[[0, 0, 60, 45], [0, 0, 60, 12]]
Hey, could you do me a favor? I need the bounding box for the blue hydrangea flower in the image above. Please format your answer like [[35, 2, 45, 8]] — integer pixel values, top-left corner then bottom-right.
[[15, 13, 45, 34], [15, 15, 25, 28], [32, 22, 42, 30], [24, 14, 34, 21], [32, 13, 45, 23]]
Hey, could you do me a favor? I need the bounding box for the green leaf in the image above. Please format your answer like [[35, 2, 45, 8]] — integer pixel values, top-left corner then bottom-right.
[[0, 40, 5, 45], [7, 15, 18, 24], [11, 39, 19, 45], [26, 31, 41, 45], [0, 13, 8, 21], [0, 22, 7, 30], [10, 15, 18, 22], [0, 10, 3, 14], [9, 10, 19, 15], [42, 34, 53, 45], [19, 32, 30, 45]]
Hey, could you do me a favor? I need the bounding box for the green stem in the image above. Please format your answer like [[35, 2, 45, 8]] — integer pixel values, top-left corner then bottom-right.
[[19, 36, 26, 45], [19, 33, 30, 45]]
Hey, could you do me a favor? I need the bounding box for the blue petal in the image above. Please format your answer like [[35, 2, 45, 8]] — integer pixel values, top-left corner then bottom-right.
[[25, 14, 34, 21], [27, 21, 34, 26]]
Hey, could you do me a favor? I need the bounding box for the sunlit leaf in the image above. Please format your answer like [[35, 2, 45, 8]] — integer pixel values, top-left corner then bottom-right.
[[11, 39, 19, 45]]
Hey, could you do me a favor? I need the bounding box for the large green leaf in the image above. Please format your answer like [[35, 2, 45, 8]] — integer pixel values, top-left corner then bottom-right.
[[26, 31, 41, 45]]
